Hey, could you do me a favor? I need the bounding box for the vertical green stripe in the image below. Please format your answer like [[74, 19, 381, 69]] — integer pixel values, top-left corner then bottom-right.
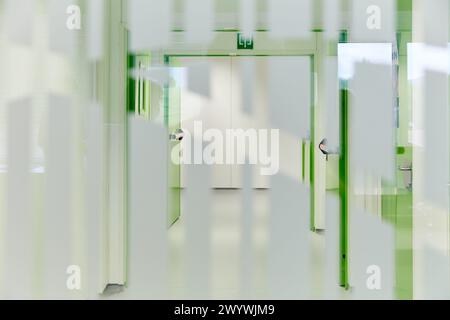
[[127, 54, 136, 113], [339, 30, 349, 288], [339, 88, 349, 288], [163, 55, 170, 125]]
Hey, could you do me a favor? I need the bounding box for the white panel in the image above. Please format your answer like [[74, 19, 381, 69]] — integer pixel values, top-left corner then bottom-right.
[[249, 58, 272, 188], [423, 245, 450, 299], [238, 58, 255, 116], [181, 57, 231, 188], [137, 66, 171, 86], [268, 56, 311, 140], [187, 61, 211, 98], [234, 57, 309, 187], [351, 0, 396, 42], [85, 103, 104, 296], [338, 43, 393, 81], [423, 0, 448, 46], [411, 0, 450, 299], [43, 95, 73, 299], [185, 0, 214, 44], [5, 0, 34, 45], [267, 56, 310, 190], [5, 98, 32, 298], [421, 0, 449, 212], [268, 180, 310, 298], [278, 130, 301, 182], [181, 56, 310, 188], [239, 164, 254, 298], [107, 123, 126, 283], [324, 194, 341, 299], [207, 59, 230, 187], [423, 71, 449, 209], [323, 0, 340, 40], [126, 117, 168, 299], [184, 152, 212, 299], [240, 0, 256, 38], [231, 57, 270, 188], [268, 0, 312, 39], [324, 57, 340, 152], [87, 0, 104, 60], [48, 0, 77, 54], [349, 208, 395, 299], [349, 61, 395, 184], [128, 0, 171, 51]]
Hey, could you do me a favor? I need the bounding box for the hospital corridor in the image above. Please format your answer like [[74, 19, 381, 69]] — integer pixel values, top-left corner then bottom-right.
[[1, 0, 450, 305]]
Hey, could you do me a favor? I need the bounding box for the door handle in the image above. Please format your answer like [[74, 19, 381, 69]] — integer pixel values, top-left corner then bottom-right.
[[398, 164, 412, 190], [169, 128, 185, 141]]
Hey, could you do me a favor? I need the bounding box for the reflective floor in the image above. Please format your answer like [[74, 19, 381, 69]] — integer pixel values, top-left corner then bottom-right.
[[168, 189, 350, 300]]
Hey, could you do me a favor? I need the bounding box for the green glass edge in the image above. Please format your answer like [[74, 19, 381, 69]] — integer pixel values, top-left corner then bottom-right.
[[339, 30, 349, 288]]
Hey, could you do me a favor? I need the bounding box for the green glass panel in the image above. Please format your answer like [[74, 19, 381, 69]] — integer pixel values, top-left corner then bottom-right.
[[166, 56, 181, 226], [382, 147, 413, 299]]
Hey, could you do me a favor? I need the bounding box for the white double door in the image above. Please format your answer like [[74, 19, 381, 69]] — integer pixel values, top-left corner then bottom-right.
[[179, 56, 270, 188], [179, 56, 308, 189]]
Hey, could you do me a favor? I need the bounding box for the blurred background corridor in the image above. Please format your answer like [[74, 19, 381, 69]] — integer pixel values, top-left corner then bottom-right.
[[0, 0, 449, 300]]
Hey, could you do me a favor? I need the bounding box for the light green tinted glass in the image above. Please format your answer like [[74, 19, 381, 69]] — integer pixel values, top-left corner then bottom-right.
[[381, 43, 413, 299], [166, 57, 181, 226], [381, 148, 413, 299]]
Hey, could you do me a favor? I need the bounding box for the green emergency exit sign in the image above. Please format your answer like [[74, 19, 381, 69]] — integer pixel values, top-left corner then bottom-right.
[[237, 33, 253, 49]]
